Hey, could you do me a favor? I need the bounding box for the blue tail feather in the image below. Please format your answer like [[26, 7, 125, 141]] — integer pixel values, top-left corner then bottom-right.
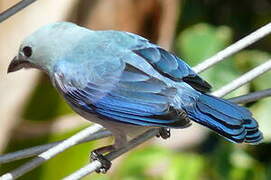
[[185, 94, 263, 144]]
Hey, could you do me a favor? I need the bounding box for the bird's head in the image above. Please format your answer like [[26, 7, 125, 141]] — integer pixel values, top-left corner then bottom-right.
[[8, 22, 90, 74]]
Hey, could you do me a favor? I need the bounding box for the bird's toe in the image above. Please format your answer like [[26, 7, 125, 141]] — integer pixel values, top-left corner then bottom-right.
[[156, 127, 171, 139], [90, 150, 112, 174]]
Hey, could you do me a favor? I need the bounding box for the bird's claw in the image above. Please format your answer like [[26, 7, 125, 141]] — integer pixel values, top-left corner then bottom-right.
[[156, 128, 171, 139], [90, 150, 112, 174]]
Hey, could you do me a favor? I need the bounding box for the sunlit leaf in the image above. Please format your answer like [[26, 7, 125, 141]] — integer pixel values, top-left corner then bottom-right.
[[250, 98, 271, 142], [176, 23, 232, 65], [164, 153, 204, 180], [115, 146, 171, 180], [234, 50, 271, 91]]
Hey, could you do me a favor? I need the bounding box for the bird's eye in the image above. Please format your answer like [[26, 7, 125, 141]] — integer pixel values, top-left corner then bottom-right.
[[22, 46, 32, 57]]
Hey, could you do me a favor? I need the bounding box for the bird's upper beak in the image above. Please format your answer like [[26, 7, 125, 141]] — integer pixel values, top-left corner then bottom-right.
[[7, 56, 30, 73]]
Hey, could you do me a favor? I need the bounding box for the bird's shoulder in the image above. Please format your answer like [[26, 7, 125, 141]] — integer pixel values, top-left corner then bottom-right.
[[51, 55, 124, 92]]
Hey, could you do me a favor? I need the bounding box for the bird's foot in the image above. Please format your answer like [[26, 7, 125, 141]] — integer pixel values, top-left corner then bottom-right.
[[90, 145, 114, 174], [90, 150, 112, 174], [156, 128, 171, 139]]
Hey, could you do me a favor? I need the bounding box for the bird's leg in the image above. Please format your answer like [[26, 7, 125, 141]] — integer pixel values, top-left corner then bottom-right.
[[156, 128, 171, 139], [90, 145, 115, 173], [90, 123, 128, 173]]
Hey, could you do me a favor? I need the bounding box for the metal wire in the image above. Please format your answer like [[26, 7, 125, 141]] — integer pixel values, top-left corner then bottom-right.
[[193, 22, 271, 73], [229, 88, 271, 104], [0, 130, 111, 164], [0, 124, 104, 180], [212, 60, 271, 97], [64, 129, 159, 180], [0, 0, 37, 23]]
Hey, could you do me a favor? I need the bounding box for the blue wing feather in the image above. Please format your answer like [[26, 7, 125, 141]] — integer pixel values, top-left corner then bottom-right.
[[53, 63, 191, 128], [133, 47, 212, 92]]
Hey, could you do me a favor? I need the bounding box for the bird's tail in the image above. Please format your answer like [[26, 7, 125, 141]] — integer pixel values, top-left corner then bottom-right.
[[185, 94, 263, 144]]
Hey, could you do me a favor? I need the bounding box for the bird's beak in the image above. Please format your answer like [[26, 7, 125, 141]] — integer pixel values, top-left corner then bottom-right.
[[7, 56, 29, 73]]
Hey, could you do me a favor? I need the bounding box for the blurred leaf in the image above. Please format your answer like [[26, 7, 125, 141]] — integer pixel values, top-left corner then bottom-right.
[[176, 23, 232, 65], [229, 147, 260, 180], [234, 50, 270, 71], [230, 146, 267, 180], [231, 148, 254, 169], [211, 143, 233, 180], [114, 146, 171, 180], [113, 146, 205, 180], [164, 153, 204, 180], [250, 98, 271, 142], [234, 50, 271, 91]]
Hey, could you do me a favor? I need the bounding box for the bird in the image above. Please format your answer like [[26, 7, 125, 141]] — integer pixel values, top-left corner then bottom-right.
[[8, 22, 263, 173]]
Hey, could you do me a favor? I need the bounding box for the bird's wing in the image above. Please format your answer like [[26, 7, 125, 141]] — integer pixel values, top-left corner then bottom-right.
[[132, 46, 211, 92], [53, 62, 191, 128]]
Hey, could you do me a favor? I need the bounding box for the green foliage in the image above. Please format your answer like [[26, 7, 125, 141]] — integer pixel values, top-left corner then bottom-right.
[[251, 99, 271, 142], [176, 23, 232, 65], [115, 146, 171, 180], [164, 153, 204, 180]]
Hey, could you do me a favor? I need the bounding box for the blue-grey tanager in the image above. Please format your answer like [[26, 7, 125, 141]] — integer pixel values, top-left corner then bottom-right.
[[8, 22, 263, 172]]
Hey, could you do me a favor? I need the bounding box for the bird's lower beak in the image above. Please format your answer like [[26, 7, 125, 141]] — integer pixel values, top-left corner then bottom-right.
[[7, 56, 29, 73]]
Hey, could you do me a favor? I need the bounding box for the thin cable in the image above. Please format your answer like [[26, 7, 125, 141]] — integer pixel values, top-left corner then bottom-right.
[[63, 129, 159, 180], [212, 60, 271, 97], [0, 130, 111, 164], [0, 124, 103, 180], [193, 22, 271, 73], [229, 88, 271, 104], [0, 0, 37, 23]]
